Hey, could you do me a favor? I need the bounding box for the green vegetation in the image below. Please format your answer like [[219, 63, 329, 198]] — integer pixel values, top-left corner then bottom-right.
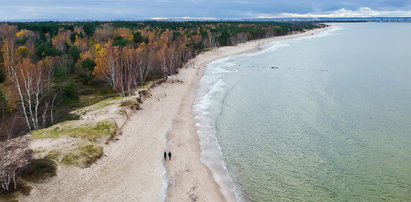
[[35, 41, 63, 58], [113, 36, 129, 47], [61, 144, 103, 168], [31, 120, 117, 142], [62, 82, 80, 103], [67, 45, 81, 63], [93, 96, 122, 107], [80, 58, 96, 84]]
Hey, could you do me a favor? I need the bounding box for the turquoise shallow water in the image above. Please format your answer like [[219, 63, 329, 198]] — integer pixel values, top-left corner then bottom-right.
[[195, 23, 411, 201]]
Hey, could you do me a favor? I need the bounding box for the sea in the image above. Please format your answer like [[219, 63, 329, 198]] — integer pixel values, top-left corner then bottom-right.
[[193, 23, 411, 202]]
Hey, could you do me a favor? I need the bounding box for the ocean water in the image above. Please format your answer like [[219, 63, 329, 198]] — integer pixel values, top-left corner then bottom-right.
[[194, 23, 411, 202]]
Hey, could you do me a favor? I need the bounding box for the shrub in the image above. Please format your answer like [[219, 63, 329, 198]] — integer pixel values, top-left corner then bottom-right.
[[62, 82, 79, 103], [54, 65, 69, 80], [20, 159, 57, 182]]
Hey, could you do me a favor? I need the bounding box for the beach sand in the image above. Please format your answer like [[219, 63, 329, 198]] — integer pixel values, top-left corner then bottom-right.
[[21, 26, 329, 202]]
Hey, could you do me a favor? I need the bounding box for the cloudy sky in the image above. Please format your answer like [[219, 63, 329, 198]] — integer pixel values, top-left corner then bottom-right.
[[1, 0, 411, 20]]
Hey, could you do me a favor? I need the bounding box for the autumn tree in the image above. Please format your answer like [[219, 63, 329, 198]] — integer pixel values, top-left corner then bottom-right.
[[94, 42, 123, 95], [93, 24, 114, 43], [51, 28, 72, 51], [3, 38, 54, 130], [94, 41, 153, 97], [0, 21, 322, 136]]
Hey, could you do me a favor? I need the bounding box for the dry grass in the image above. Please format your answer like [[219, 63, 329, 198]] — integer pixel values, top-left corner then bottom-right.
[[61, 144, 103, 168], [31, 120, 117, 142]]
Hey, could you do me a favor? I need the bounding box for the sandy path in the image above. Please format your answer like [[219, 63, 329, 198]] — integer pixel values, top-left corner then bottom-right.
[[21, 27, 329, 202]]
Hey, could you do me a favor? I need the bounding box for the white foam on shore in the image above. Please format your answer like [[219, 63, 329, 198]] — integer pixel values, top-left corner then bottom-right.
[[193, 57, 242, 202], [161, 162, 168, 202]]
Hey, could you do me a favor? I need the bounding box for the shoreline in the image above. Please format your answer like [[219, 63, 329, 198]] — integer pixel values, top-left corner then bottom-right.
[[165, 25, 332, 202], [19, 26, 331, 202]]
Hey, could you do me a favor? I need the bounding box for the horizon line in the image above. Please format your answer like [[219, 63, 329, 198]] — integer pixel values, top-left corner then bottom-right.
[[1, 16, 411, 23]]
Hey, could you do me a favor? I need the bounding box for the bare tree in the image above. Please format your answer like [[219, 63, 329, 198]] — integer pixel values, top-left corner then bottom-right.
[[3, 40, 54, 130], [0, 135, 32, 192]]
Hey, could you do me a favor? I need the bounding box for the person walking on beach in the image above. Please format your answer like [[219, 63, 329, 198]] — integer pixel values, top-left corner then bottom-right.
[[168, 151, 172, 160], [164, 152, 167, 160]]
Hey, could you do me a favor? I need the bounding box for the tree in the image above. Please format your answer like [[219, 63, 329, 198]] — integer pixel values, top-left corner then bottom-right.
[[0, 21, 323, 137], [3, 39, 54, 130], [16, 46, 29, 58], [0, 50, 5, 83], [51, 29, 71, 51], [94, 42, 123, 95], [0, 135, 32, 192], [80, 58, 96, 84], [113, 36, 128, 47], [94, 42, 152, 97], [132, 31, 147, 44], [67, 45, 81, 70], [134, 43, 152, 86], [35, 42, 62, 58]]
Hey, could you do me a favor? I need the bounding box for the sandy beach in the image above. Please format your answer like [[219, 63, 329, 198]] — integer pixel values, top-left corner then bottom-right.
[[21, 26, 329, 202]]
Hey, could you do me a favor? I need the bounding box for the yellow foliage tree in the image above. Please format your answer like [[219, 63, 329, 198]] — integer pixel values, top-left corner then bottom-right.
[[16, 46, 29, 58]]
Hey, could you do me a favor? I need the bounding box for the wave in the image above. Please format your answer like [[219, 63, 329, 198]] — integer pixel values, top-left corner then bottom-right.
[[193, 58, 241, 202], [243, 25, 342, 58], [242, 42, 290, 57]]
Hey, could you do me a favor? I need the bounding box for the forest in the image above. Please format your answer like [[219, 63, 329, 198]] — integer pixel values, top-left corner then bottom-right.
[[0, 21, 323, 141], [0, 20, 325, 195]]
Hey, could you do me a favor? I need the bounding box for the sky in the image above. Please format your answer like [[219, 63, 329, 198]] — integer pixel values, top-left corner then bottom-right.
[[0, 0, 411, 20]]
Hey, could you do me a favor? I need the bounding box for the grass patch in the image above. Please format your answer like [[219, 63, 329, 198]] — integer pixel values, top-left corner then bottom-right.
[[93, 96, 121, 108], [21, 159, 57, 182], [75, 96, 121, 115], [61, 144, 103, 168], [31, 120, 117, 142], [140, 81, 151, 89], [31, 120, 76, 139], [120, 99, 137, 107], [46, 150, 60, 161]]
